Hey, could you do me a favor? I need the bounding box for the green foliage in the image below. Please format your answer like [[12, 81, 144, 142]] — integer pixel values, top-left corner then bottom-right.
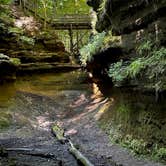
[[103, 30, 121, 48], [98, 0, 107, 12], [127, 58, 145, 78], [154, 147, 166, 162], [10, 58, 21, 66], [8, 27, 24, 35], [122, 135, 148, 155], [0, 12, 12, 22], [79, 32, 106, 66], [145, 47, 166, 79], [0, 6, 13, 24], [55, 0, 89, 15], [108, 39, 166, 88], [29, 0, 89, 19], [109, 129, 149, 156], [0, 23, 6, 34], [109, 129, 166, 163], [108, 60, 127, 82], [136, 40, 153, 55], [0, 112, 12, 129], [37, 0, 53, 18], [19, 36, 35, 45], [0, 0, 12, 4]]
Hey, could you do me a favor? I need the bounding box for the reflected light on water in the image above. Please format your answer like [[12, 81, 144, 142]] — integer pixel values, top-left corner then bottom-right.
[[91, 83, 102, 98], [67, 82, 114, 125], [94, 98, 114, 121], [0, 83, 16, 107]]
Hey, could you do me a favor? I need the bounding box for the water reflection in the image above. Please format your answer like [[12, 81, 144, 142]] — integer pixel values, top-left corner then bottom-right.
[[0, 71, 90, 132], [0, 82, 16, 107]]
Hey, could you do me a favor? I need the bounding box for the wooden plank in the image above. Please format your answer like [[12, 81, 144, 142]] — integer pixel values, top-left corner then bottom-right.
[[51, 23, 91, 30]]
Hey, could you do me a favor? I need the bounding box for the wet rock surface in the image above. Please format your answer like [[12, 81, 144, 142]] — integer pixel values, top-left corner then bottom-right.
[[0, 54, 18, 82]]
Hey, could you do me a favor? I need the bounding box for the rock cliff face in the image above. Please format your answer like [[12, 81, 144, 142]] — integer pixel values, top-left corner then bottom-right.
[[0, 5, 70, 77], [0, 19, 69, 64], [89, 0, 166, 40], [0, 54, 18, 81], [87, 0, 166, 89]]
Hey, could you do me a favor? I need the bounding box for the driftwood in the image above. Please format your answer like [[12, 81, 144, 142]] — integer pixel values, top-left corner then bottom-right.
[[69, 141, 94, 166], [5, 148, 55, 159], [52, 124, 94, 166]]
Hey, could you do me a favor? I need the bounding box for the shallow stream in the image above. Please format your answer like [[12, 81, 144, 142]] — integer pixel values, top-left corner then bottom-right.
[[0, 71, 165, 164], [0, 71, 90, 136]]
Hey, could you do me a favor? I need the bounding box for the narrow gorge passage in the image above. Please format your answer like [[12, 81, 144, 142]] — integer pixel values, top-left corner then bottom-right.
[[0, 0, 166, 165], [0, 71, 164, 166]]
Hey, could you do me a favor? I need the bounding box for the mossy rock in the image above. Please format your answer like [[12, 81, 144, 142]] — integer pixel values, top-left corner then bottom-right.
[[0, 112, 12, 129], [10, 58, 21, 66], [0, 53, 10, 60], [52, 124, 67, 143], [154, 148, 166, 162]]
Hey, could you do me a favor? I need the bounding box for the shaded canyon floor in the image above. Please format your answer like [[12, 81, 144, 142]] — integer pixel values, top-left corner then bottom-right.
[[0, 71, 164, 166]]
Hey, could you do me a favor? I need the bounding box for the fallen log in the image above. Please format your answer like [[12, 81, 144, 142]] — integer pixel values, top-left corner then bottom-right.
[[5, 148, 55, 159], [69, 140, 94, 166], [52, 124, 94, 166]]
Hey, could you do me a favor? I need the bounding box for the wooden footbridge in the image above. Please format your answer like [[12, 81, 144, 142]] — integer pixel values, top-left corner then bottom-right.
[[15, 0, 92, 55], [50, 14, 92, 54], [51, 14, 91, 30]]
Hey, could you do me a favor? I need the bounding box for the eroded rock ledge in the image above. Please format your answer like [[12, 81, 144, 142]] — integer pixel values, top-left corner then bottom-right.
[[0, 4, 72, 78], [86, 0, 166, 90]]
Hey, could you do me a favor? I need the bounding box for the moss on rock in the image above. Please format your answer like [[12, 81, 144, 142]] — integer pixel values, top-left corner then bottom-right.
[[0, 112, 12, 129]]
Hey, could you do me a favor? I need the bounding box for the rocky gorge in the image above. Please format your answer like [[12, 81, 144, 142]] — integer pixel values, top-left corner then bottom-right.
[[0, 0, 166, 165], [0, 4, 73, 80], [85, 0, 166, 91]]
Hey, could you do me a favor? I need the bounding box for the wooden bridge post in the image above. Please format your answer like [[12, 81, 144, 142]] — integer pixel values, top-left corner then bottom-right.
[[69, 24, 74, 54], [76, 30, 79, 54]]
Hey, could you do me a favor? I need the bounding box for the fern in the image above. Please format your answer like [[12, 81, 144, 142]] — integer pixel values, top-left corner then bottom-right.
[[79, 32, 106, 66], [127, 58, 145, 78], [108, 40, 166, 89], [19, 36, 35, 45], [108, 60, 128, 82]]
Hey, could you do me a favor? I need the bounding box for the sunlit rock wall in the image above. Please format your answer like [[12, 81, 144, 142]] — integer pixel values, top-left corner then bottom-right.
[[87, 0, 166, 88], [88, 0, 166, 50]]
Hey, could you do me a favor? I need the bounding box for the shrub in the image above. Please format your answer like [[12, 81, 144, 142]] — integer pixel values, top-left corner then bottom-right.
[[0, 0, 12, 5], [79, 32, 106, 66], [8, 27, 24, 35], [108, 60, 128, 82], [19, 36, 35, 45], [122, 136, 148, 155], [108, 39, 166, 89], [10, 58, 21, 66], [154, 147, 166, 162]]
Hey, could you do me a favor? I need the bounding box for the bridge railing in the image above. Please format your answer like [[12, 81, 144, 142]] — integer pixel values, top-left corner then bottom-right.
[[52, 14, 91, 24]]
